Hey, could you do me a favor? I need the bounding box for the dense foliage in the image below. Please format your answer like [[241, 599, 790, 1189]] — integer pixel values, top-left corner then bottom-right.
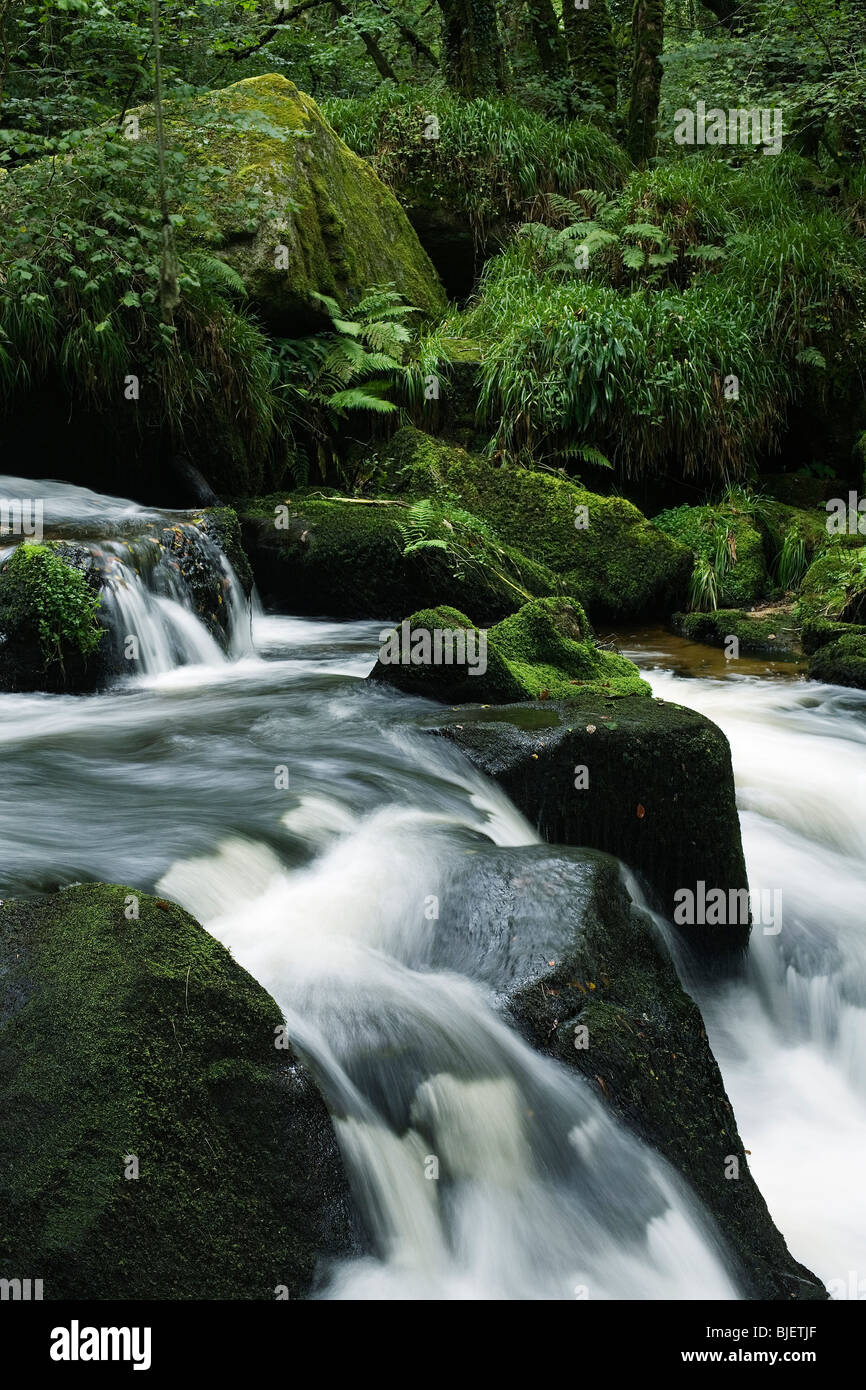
[[0, 0, 863, 492]]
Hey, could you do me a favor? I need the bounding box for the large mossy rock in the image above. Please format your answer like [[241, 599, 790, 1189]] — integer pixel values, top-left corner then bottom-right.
[[238, 493, 557, 623], [141, 74, 446, 325], [369, 597, 650, 702], [432, 844, 824, 1300], [434, 696, 749, 951], [376, 428, 691, 621], [0, 885, 361, 1298], [0, 542, 107, 694]]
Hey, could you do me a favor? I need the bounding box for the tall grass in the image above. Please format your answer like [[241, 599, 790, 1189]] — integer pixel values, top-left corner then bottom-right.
[[430, 154, 866, 480], [321, 85, 629, 238]]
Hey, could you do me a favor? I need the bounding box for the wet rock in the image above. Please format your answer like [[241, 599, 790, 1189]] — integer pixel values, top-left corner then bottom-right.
[[433, 842, 826, 1300], [0, 884, 363, 1299], [433, 694, 750, 952]]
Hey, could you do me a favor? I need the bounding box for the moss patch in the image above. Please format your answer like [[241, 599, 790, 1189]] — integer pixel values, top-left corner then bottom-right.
[[238, 492, 557, 623], [807, 629, 866, 688], [370, 596, 650, 703], [377, 428, 692, 621], [654, 502, 768, 607], [0, 543, 105, 693], [796, 542, 866, 627], [135, 74, 446, 325], [0, 884, 358, 1299], [672, 608, 801, 660]]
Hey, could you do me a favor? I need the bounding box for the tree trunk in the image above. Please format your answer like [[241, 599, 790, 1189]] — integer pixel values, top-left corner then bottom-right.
[[437, 0, 507, 95], [561, 0, 617, 111], [626, 0, 664, 165], [526, 0, 568, 80], [332, 0, 399, 82]]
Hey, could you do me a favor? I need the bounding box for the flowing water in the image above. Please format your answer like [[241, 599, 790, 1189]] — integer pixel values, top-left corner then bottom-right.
[[617, 628, 866, 1299], [1, 477, 863, 1299]]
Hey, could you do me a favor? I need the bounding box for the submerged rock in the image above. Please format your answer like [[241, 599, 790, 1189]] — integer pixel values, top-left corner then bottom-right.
[[0, 884, 362, 1299], [136, 75, 447, 326], [432, 843, 825, 1300], [375, 428, 692, 621], [433, 694, 749, 951], [370, 597, 650, 702]]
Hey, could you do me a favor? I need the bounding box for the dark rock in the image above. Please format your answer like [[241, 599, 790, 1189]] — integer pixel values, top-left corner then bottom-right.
[[433, 695, 750, 952], [0, 884, 363, 1299], [433, 842, 825, 1300]]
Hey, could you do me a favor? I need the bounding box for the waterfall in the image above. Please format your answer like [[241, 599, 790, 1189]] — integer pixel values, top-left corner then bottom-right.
[[0, 475, 252, 676]]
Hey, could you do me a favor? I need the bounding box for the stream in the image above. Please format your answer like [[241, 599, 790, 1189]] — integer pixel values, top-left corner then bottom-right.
[[1, 478, 863, 1300]]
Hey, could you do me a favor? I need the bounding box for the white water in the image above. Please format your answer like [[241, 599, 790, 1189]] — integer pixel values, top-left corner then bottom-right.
[[0, 478, 743, 1299], [4, 475, 865, 1299], [620, 638, 866, 1299]]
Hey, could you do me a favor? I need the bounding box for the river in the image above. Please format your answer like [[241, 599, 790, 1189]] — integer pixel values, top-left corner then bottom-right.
[[1, 478, 863, 1299]]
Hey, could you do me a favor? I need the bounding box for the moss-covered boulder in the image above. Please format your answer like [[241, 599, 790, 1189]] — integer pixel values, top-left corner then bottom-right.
[[434, 695, 749, 950], [136, 74, 446, 325], [795, 541, 866, 628], [0, 542, 106, 694], [369, 598, 650, 703], [376, 428, 692, 621], [238, 493, 557, 623], [653, 502, 768, 608], [807, 629, 866, 688], [432, 843, 823, 1299], [0, 884, 361, 1299], [671, 608, 801, 661]]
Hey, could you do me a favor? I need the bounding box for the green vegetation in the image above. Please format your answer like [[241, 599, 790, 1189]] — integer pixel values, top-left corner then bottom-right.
[[370, 595, 650, 702], [0, 543, 104, 691], [322, 85, 629, 235], [378, 428, 692, 619], [237, 490, 558, 622]]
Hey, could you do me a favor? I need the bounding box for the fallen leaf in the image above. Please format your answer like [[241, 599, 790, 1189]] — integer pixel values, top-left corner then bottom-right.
[[636, 804, 646, 819]]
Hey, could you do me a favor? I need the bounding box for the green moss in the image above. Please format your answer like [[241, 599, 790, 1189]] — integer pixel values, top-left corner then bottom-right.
[[136, 74, 447, 323], [0, 543, 104, 692], [377, 428, 692, 621], [654, 502, 768, 608], [238, 492, 558, 623], [673, 608, 801, 660], [796, 542, 866, 626], [0, 884, 355, 1299], [370, 596, 650, 702], [807, 629, 866, 688]]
